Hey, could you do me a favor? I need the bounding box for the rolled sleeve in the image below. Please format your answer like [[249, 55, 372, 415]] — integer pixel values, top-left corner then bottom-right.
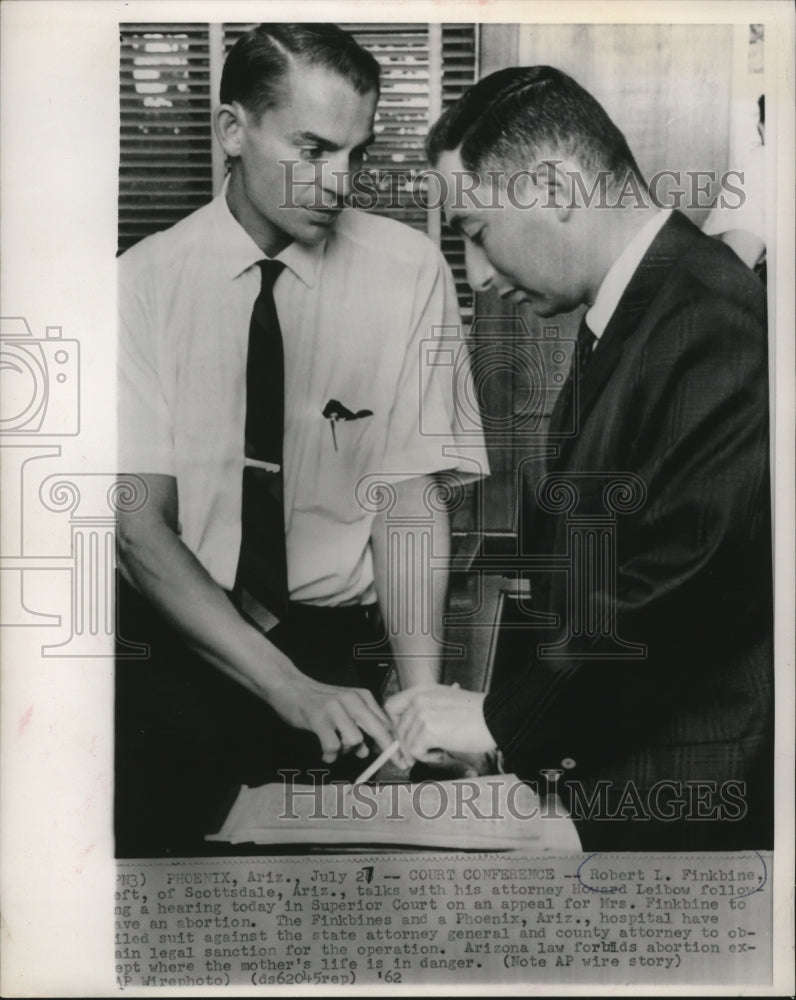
[[118, 262, 175, 476]]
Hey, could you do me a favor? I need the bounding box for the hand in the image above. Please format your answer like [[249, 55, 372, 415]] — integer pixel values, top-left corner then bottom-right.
[[271, 677, 398, 764], [409, 751, 482, 781], [384, 684, 497, 762]]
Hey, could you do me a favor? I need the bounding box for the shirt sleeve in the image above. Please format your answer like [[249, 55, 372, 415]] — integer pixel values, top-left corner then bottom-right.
[[379, 247, 490, 485], [118, 255, 176, 476]]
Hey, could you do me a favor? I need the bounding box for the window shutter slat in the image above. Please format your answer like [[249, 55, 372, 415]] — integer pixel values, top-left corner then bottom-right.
[[441, 25, 477, 320], [119, 20, 479, 326], [118, 23, 213, 254]]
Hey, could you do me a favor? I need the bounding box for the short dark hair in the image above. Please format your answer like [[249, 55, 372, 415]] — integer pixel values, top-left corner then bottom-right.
[[220, 23, 381, 117], [427, 66, 645, 189]]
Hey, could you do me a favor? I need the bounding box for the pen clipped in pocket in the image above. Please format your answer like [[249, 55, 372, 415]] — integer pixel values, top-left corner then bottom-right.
[[322, 398, 373, 453]]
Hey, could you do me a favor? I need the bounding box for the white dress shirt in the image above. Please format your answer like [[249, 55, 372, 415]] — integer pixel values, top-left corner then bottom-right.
[[586, 209, 672, 338], [119, 189, 488, 605]]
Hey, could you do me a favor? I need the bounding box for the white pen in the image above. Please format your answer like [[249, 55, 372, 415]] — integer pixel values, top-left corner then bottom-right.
[[351, 682, 459, 785], [329, 412, 338, 451], [351, 739, 401, 786]]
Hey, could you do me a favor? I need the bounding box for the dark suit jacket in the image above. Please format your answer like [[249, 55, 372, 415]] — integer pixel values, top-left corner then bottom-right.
[[484, 212, 773, 850]]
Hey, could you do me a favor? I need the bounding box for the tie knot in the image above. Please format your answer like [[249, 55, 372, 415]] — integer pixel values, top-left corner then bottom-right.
[[257, 259, 286, 293]]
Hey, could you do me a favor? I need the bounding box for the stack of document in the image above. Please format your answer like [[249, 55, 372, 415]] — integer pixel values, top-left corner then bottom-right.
[[208, 775, 581, 850]]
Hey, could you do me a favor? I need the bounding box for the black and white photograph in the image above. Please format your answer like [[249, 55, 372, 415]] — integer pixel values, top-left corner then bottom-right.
[[1, 1, 793, 995]]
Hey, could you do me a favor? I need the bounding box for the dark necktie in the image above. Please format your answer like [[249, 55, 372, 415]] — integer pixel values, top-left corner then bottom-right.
[[575, 314, 597, 374], [549, 314, 596, 437], [234, 259, 289, 620]]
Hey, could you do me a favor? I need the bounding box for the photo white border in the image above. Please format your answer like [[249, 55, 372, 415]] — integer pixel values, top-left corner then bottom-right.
[[1, 1, 793, 995]]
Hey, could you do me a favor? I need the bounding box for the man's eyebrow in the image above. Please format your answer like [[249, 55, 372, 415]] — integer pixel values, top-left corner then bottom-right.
[[290, 130, 338, 151], [289, 130, 376, 151]]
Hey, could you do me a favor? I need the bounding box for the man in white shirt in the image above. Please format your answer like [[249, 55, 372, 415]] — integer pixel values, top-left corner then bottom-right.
[[387, 66, 772, 851], [116, 23, 487, 854]]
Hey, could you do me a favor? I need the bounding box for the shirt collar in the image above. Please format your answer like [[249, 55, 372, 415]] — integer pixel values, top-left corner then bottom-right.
[[212, 176, 324, 287], [585, 208, 672, 338]]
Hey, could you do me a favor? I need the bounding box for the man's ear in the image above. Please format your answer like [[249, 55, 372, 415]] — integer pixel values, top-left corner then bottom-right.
[[213, 103, 246, 158], [539, 158, 577, 222]]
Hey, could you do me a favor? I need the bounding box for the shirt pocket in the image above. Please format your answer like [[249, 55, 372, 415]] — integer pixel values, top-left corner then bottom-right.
[[293, 411, 379, 524]]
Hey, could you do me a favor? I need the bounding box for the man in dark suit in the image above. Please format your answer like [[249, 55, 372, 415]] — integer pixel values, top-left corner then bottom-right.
[[386, 66, 773, 850]]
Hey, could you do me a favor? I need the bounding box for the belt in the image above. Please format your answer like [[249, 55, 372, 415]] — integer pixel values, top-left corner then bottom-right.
[[283, 601, 380, 625], [230, 587, 380, 636]]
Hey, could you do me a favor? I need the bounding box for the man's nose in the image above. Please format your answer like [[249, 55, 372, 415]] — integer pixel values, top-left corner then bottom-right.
[[318, 153, 352, 204], [464, 241, 497, 294]]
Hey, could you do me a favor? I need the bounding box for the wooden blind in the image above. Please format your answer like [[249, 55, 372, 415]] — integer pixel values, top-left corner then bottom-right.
[[345, 23, 432, 234], [119, 21, 477, 320], [119, 24, 213, 253], [441, 24, 478, 320]]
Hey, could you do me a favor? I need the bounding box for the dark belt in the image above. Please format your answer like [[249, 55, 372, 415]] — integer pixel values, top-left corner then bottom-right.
[[228, 586, 381, 636], [281, 600, 382, 630]]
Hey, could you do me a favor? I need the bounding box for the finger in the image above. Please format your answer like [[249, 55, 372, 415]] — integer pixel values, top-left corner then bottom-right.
[[408, 748, 449, 770], [348, 687, 392, 728], [402, 712, 434, 761], [394, 703, 418, 750], [384, 684, 443, 724], [311, 715, 342, 763], [383, 687, 415, 722], [425, 750, 478, 776], [327, 702, 366, 756], [342, 691, 395, 753], [407, 708, 451, 763], [395, 745, 414, 769], [391, 737, 414, 771], [438, 750, 478, 776], [354, 742, 370, 759]]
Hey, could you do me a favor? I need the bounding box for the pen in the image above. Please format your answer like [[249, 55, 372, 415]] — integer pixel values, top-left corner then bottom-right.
[[330, 412, 338, 451], [352, 739, 401, 785], [351, 683, 459, 785]]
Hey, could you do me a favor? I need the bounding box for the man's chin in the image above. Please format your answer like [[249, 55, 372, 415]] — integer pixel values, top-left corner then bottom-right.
[[292, 220, 337, 246], [296, 229, 329, 246], [524, 297, 579, 320], [524, 299, 559, 319]]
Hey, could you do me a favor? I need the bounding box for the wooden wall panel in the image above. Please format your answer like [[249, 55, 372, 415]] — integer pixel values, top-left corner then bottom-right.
[[460, 23, 733, 535], [516, 23, 733, 226]]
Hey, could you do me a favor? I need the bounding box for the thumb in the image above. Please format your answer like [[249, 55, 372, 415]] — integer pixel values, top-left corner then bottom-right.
[[383, 687, 414, 722]]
